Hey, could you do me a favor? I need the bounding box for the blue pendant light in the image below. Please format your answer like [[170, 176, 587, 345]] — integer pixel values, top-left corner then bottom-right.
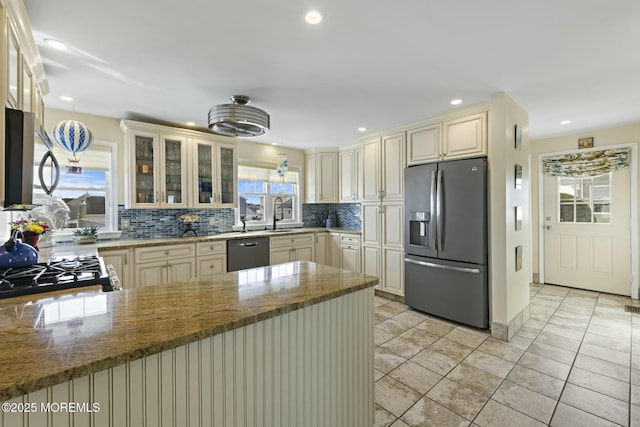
[[52, 119, 94, 174]]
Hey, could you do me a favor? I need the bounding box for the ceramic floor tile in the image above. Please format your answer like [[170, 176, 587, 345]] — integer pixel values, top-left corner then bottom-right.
[[568, 366, 630, 402], [444, 327, 488, 348], [375, 404, 398, 427], [508, 335, 533, 350], [537, 285, 571, 297], [573, 354, 630, 382], [446, 362, 502, 396], [527, 341, 577, 365], [477, 337, 525, 363], [632, 385, 640, 406], [518, 352, 572, 381], [426, 377, 488, 421], [492, 380, 557, 424], [589, 315, 631, 332], [376, 313, 390, 324], [429, 337, 474, 362], [377, 302, 409, 318], [389, 360, 442, 395], [632, 368, 640, 386], [414, 318, 457, 337], [390, 420, 410, 427], [398, 328, 440, 347], [632, 405, 640, 427], [375, 347, 407, 374], [542, 323, 585, 341], [550, 402, 619, 427], [375, 369, 386, 382], [579, 342, 631, 367], [375, 326, 398, 345], [401, 396, 469, 427], [506, 364, 565, 400], [378, 318, 413, 336], [534, 331, 582, 352], [587, 323, 631, 342], [375, 376, 423, 418], [392, 310, 429, 328], [410, 347, 459, 376], [474, 399, 546, 427], [547, 315, 589, 331], [464, 350, 515, 378], [380, 336, 426, 359], [559, 382, 628, 426], [515, 326, 541, 340]]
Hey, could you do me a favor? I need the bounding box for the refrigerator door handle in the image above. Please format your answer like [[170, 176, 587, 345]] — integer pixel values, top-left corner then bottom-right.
[[436, 169, 443, 251], [429, 170, 437, 248], [404, 258, 480, 274]]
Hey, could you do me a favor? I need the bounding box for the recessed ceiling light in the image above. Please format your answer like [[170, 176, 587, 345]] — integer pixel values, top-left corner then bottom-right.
[[44, 38, 68, 51], [271, 142, 279, 146], [560, 120, 571, 125], [186, 121, 195, 126], [305, 10, 322, 24], [60, 96, 74, 102], [450, 98, 463, 105], [358, 127, 367, 132]]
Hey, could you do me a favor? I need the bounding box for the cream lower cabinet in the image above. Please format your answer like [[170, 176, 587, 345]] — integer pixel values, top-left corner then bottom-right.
[[134, 244, 196, 287], [329, 232, 341, 267], [314, 232, 329, 265], [361, 203, 404, 295], [270, 233, 315, 264], [196, 241, 226, 277], [339, 234, 361, 273], [98, 248, 132, 289]]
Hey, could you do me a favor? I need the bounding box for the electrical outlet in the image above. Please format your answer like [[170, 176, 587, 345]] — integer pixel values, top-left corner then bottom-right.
[[209, 217, 216, 226], [122, 219, 130, 229]]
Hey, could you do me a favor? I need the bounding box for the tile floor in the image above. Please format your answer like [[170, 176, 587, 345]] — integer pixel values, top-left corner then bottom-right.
[[374, 284, 640, 426]]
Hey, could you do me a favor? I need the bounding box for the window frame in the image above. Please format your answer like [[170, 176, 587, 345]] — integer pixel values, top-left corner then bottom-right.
[[557, 172, 611, 224], [235, 163, 302, 231], [33, 140, 120, 240]]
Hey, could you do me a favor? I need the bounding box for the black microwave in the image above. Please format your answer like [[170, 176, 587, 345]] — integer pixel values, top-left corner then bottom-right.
[[4, 108, 36, 208]]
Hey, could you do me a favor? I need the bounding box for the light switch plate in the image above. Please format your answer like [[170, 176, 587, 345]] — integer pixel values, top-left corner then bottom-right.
[[122, 219, 130, 229]]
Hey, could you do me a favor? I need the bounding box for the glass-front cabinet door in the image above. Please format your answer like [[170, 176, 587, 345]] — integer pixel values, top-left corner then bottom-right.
[[195, 141, 215, 206], [161, 135, 188, 208], [133, 133, 158, 206], [216, 142, 237, 207]]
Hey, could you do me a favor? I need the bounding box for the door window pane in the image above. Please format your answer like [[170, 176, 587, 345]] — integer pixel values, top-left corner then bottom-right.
[[558, 173, 611, 224]]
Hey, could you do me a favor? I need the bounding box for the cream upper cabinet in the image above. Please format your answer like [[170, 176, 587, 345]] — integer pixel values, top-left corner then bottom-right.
[[339, 147, 361, 202], [122, 120, 237, 209], [305, 152, 338, 203], [381, 132, 405, 201], [361, 133, 405, 202], [407, 112, 487, 164], [192, 139, 237, 208], [407, 124, 442, 165], [361, 138, 381, 201], [443, 112, 487, 159]]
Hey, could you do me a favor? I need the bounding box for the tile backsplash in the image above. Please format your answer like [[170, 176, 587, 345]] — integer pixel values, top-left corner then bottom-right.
[[117, 203, 361, 239], [118, 206, 235, 239], [301, 203, 361, 230]]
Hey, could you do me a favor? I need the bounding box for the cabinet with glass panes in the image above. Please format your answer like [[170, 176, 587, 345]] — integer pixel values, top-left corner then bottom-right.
[[192, 140, 237, 208]]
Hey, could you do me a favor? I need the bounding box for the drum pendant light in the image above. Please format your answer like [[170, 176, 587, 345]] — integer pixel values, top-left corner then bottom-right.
[[208, 95, 270, 138]]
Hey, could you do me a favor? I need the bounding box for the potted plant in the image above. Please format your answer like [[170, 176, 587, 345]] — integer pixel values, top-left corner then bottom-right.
[[73, 226, 99, 244], [9, 217, 50, 250]]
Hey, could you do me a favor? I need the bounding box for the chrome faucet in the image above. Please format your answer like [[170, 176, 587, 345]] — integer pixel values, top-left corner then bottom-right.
[[273, 197, 284, 230]]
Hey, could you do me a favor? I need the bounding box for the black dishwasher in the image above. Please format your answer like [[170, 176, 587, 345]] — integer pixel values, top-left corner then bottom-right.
[[227, 237, 270, 272]]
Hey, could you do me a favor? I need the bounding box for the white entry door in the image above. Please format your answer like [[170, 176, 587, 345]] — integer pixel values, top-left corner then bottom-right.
[[543, 167, 631, 295]]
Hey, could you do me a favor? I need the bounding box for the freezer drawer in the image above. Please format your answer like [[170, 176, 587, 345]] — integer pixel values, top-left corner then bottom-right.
[[404, 256, 488, 329]]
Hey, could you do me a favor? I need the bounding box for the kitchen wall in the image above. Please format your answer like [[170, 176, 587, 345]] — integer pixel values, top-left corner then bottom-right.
[[530, 123, 640, 289], [488, 92, 531, 340]]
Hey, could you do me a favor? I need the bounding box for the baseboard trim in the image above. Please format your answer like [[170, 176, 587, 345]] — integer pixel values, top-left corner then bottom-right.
[[491, 303, 530, 342]]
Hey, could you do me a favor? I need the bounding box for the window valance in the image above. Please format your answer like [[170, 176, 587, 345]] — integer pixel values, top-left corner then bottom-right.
[[542, 148, 630, 177]]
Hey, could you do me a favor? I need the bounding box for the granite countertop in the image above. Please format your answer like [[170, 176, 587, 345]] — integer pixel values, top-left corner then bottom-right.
[[0, 261, 377, 401], [87, 227, 360, 252]]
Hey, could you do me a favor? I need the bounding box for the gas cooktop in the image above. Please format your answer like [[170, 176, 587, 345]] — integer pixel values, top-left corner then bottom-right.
[[0, 256, 113, 300]]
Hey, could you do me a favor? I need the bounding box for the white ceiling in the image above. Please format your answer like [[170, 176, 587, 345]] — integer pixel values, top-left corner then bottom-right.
[[24, 0, 640, 150]]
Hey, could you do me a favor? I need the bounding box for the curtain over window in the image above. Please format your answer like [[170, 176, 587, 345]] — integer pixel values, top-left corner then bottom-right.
[[543, 148, 630, 177]]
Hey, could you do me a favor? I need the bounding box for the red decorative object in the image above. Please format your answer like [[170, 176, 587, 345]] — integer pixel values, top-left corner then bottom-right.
[[21, 232, 40, 251]]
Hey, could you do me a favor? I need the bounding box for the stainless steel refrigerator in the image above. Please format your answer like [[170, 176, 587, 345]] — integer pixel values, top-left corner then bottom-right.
[[404, 157, 488, 329]]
